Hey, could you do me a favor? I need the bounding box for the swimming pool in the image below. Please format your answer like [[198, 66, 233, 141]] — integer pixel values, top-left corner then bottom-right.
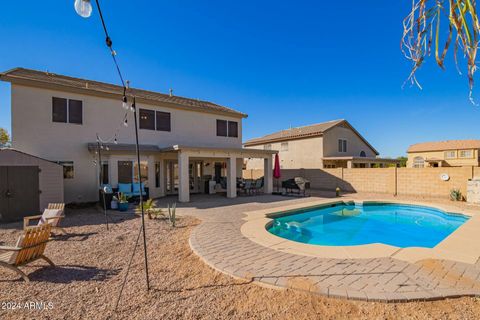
[[267, 202, 469, 248]]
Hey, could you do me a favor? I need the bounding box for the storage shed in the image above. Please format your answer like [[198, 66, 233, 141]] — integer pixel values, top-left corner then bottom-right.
[[0, 148, 64, 222]]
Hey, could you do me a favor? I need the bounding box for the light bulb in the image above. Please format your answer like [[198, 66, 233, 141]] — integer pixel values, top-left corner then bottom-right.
[[122, 96, 128, 109], [106, 146, 110, 151], [114, 138, 118, 144], [124, 119, 128, 127], [129, 105, 135, 112], [74, 0, 92, 18], [100, 145, 104, 149]]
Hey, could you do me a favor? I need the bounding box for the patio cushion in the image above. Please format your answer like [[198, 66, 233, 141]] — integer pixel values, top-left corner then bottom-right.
[[118, 183, 132, 194], [132, 183, 146, 195], [38, 209, 63, 227]]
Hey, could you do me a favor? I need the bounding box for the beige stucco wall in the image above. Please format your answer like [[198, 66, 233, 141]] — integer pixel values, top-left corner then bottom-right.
[[11, 84, 243, 203], [407, 149, 480, 167], [245, 136, 324, 170], [322, 125, 376, 158], [0, 149, 64, 210]]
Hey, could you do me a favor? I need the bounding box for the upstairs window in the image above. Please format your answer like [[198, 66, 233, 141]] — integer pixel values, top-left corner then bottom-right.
[[139, 109, 155, 130], [359, 151, 366, 157], [445, 151, 456, 159], [216, 120, 228, 137], [459, 150, 473, 158], [139, 109, 171, 131], [228, 121, 238, 137], [156, 111, 171, 132], [281, 142, 289, 151], [338, 139, 347, 153], [264, 144, 272, 150], [52, 97, 82, 124], [216, 119, 238, 137]]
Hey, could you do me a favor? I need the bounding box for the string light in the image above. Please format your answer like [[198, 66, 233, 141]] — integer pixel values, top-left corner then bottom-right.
[[122, 95, 128, 110], [74, 0, 92, 18]]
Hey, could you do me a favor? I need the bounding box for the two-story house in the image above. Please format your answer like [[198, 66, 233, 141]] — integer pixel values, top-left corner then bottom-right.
[[244, 120, 398, 169], [407, 140, 480, 168], [0, 68, 275, 203]]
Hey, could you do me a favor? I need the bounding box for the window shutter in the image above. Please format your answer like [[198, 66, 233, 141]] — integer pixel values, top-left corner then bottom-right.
[[68, 99, 83, 124], [139, 109, 155, 130], [52, 97, 67, 123]]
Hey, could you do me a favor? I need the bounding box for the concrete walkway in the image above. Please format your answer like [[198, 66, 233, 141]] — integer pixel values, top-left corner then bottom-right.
[[155, 193, 480, 302]]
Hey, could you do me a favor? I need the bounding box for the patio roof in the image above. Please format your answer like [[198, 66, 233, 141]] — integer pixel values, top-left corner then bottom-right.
[[87, 143, 277, 157]]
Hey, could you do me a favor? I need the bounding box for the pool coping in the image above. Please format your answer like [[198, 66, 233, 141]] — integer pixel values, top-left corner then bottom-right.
[[241, 198, 480, 265]]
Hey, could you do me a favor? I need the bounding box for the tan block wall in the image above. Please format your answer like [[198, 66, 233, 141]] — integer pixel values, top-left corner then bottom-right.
[[396, 167, 473, 197], [342, 168, 396, 194], [243, 166, 477, 199]]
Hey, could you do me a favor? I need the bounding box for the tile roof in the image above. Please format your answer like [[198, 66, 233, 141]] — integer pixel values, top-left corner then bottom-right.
[[0, 67, 246, 118], [244, 119, 345, 146], [407, 140, 480, 152]]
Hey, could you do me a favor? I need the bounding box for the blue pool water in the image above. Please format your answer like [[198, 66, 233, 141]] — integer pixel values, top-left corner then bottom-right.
[[267, 203, 469, 248]]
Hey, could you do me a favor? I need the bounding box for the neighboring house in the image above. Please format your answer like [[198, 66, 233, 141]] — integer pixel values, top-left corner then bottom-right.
[[0, 68, 275, 203], [407, 140, 480, 168], [244, 120, 398, 170]]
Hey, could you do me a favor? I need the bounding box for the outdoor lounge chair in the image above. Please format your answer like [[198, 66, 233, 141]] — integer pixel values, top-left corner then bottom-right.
[[23, 203, 66, 234], [0, 224, 55, 282]]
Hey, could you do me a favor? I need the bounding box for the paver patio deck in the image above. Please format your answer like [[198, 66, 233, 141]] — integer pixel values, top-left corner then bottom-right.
[[155, 192, 480, 302]]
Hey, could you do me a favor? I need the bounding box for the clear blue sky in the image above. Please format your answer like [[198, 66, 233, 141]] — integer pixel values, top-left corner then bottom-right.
[[1, 1, 479, 157]]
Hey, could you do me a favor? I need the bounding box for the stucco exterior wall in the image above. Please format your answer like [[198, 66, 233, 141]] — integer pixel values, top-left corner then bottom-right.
[[11, 84, 243, 203], [322, 125, 376, 158], [0, 149, 64, 210], [245, 136, 324, 170], [407, 149, 480, 167]]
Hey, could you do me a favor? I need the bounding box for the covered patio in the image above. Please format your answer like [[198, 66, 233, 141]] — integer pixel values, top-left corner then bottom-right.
[[88, 143, 276, 202]]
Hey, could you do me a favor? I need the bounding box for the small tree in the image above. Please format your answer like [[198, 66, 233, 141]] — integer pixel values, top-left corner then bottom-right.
[[0, 128, 10, 147]]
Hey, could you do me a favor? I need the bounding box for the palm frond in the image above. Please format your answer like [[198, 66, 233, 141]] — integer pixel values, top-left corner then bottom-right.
[[402, 0, 479, 103]]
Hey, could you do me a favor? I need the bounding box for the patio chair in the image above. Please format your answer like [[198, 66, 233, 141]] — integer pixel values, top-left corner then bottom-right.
[[252, 178, 263, 195], [23, 203, 67, 234], [0, 224, 55, 282], [240, 180, 253, 195]]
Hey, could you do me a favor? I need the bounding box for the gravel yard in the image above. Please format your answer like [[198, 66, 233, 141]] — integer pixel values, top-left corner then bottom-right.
[[0, 207, 479, 320]]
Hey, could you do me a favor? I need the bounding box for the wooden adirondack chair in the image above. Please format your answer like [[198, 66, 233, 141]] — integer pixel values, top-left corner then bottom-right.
[[23, 203, 67, 234], [0, 224, 54, 282]]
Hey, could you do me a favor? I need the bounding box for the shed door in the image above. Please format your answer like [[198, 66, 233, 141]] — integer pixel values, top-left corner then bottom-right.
[[0, 166, 40, 222]]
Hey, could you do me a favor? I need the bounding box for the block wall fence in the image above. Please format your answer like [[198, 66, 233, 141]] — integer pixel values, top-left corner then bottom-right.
[[242, 167, 480, 198]]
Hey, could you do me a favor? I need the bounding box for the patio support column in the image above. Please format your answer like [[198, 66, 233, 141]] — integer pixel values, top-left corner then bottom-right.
[[347, 160, 353, 169], [158, 159, 165, 197], [110, 157, 118, 187], [146, 156, 157, 198], [264, 157, 273, 194], [178, 151, 190, 203], [227, 156, 237, 198]]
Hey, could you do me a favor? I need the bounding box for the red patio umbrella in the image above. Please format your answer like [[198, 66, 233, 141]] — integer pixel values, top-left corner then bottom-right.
[[273, 153, 281, 193]]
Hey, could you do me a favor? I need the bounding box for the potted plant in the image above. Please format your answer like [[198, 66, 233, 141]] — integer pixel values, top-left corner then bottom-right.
[[117, 192, 129, 212]]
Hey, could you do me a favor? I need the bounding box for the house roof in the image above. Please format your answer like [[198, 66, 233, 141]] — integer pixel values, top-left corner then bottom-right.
[[407, 140, 480, 153], [244, 119, 379, 155], [0, 67, 247, 118]]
